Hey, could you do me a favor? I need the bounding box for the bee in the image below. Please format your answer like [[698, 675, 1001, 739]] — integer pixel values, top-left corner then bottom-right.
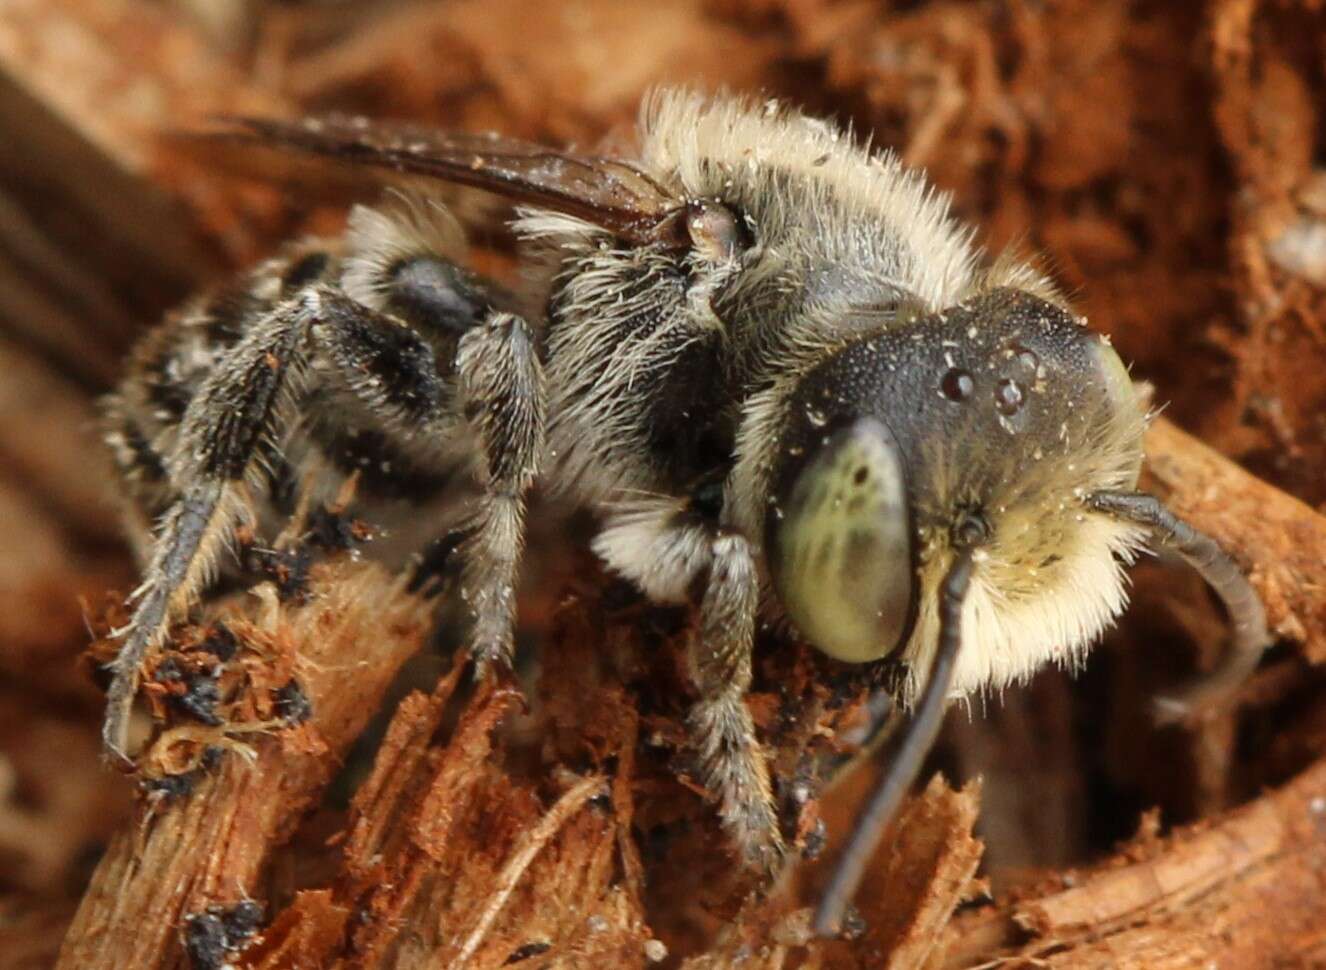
[[100, 89, 1269, 934]]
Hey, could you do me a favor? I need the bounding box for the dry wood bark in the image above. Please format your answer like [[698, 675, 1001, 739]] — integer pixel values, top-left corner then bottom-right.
[[941, 759, 1326, 969], [54, 560, 433, 970], [241, 678, 651, 970], [1142, 417, 1326, 655], [0, 0, 287, 391]]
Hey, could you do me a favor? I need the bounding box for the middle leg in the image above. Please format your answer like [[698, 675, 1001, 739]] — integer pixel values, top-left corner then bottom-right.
[[454, 312, 546, 673]]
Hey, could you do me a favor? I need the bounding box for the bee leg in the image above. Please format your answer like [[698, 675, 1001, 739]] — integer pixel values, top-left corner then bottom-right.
[[1087, 490, 1270, 719], [103, 294, 324, 767], [688, 531, 786, 874], [101, 407, 174, 569], [407, 526, 475, 599], [453, 312, 545, 674], [105, 288, 456, 765]]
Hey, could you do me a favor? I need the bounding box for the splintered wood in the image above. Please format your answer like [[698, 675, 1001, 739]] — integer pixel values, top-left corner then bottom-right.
[[1142, 418, 1326, 654], [54, 561, 434, 970], [944, 761, 1326, 969], [190, 586, 664, 970]]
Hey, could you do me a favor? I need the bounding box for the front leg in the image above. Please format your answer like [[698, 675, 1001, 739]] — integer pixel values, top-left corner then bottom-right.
[[689, 531, 785, 873], [454, 312, 545, 672]]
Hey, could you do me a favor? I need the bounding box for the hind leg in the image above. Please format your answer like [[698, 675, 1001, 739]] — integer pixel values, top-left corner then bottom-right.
[[101, 286, 463, 763], [102, 294, 318, 764]]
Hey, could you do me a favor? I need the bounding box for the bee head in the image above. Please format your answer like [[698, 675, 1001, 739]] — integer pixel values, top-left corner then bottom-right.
[[766, 287, 1149, 696]]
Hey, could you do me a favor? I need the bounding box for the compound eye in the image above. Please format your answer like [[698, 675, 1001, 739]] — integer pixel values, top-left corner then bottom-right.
[[1090, 334, 1145, 483], [771, 417, 915, 663], [1092, 335, 1136, 409], [686, 200, 749, 262]]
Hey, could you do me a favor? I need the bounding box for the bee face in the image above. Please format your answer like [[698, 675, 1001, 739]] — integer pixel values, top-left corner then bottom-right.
[[768, 288, 1149, 693]]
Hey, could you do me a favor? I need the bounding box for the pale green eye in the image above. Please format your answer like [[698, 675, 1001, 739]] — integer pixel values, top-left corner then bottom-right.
[[1093, 336, 1136, 410], [1091, 335, 1145, 483], [771, 417, 914, 663]]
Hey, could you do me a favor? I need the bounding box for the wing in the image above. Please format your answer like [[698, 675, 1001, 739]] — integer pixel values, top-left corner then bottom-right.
[[212, 115, 687, 246]]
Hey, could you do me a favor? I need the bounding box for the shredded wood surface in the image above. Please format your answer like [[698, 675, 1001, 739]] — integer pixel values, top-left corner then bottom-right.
[[54, 562, 434, 970]]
